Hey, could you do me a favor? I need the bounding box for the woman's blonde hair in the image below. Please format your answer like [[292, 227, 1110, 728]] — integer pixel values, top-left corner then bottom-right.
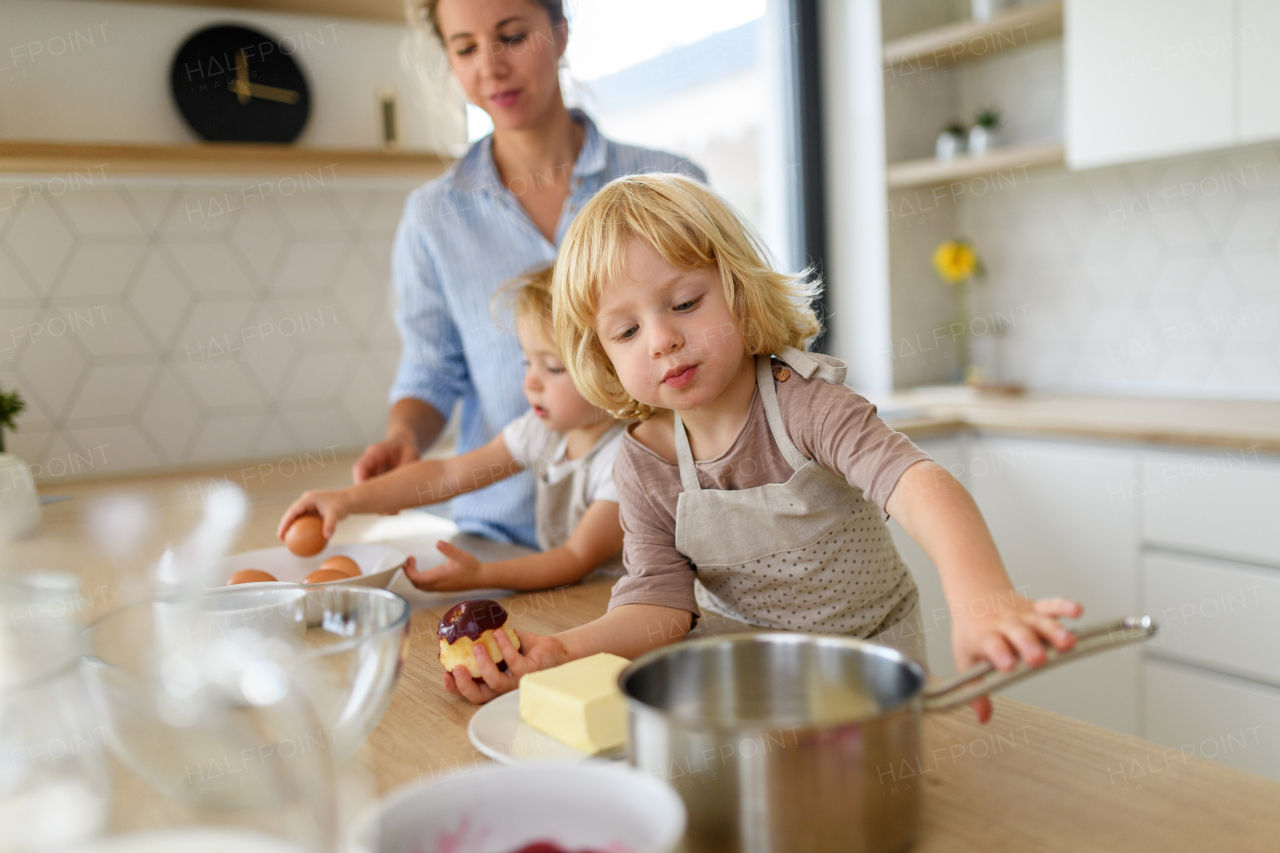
[[553, 173, 822, 421]]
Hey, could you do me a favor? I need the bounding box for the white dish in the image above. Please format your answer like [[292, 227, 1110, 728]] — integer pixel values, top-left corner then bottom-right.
[[468, 689, 624, 765], [214, 543, 408, 590], [360, 514, 523, 607], [352, 762, 684, 853]]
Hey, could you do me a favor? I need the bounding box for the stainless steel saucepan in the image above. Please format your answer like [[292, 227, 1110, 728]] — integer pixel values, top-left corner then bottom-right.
[[620, 616, 1157, 853]]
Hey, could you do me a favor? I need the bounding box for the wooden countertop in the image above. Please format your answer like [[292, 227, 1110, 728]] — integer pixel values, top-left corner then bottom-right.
[[878, 388, 1280, 454], [8, 461, 1280, 851], [370, 580, 1280, 853]]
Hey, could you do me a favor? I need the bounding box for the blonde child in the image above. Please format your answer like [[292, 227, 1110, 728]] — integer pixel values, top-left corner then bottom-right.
[[277, 266, 626, 591], [443, 175, 1083, 722]]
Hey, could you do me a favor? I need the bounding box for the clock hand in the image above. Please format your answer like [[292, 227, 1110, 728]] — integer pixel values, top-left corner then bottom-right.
[[234, 49, 249, 105], [243, 81, 300, 104], [228, 74, 300, 105]]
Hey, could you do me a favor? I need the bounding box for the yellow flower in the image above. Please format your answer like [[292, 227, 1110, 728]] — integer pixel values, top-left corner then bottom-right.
[[933, 240, 980, 284]]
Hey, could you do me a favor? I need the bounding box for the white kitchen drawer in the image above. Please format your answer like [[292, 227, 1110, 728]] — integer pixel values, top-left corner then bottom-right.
[[1144, 552, 1280, 687], [1141, 449, 1280, 567], [1145, 658, 1280, 782]]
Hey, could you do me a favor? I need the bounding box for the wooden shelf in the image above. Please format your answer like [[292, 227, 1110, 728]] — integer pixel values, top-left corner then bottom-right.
[[0, 140, 452, 178], [886, 142, 1064, 189], [883, 0, 1062, 67], [81, 0, 407, 24]]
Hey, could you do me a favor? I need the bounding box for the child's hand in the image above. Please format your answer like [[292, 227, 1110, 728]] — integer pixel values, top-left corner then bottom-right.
[[951, 593, 1083, 724], [277, 489, 352, 541], [444, 628, 571, 704], [404, 541, 487, 591]]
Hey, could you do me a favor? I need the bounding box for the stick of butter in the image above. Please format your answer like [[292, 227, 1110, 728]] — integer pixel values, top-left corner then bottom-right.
[[518, 653, 631, 755]]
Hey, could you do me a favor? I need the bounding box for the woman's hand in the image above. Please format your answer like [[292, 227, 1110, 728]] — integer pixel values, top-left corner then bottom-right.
[[443, 629, 571, 705], [277, 489, 354, 541], [353, 435, 419, 484], [404, 540, 487, 591], [951, 594, 1083, 724]]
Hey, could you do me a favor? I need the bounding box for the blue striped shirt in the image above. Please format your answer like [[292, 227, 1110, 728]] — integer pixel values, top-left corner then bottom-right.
[[389, 110, 705, 547]]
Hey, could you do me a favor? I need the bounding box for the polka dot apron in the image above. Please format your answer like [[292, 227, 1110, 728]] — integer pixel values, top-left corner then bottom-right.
[[673, 347, 919, 637]]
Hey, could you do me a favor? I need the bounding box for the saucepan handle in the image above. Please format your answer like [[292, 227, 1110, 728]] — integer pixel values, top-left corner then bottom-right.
[[922, 615, 1158, 712]]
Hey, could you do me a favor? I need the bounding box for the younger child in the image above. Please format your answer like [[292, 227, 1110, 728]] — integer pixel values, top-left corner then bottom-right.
[[443, 174, 1083, 723], [277, 266, 626, 591]]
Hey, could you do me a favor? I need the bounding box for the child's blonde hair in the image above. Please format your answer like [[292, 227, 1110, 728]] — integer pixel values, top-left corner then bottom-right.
[[495, 264, 556, 343], [553, 173, 822, 421]]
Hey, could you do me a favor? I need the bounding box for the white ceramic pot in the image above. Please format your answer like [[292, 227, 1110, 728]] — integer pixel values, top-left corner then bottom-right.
[[968, 124, 1000, 156], [0, 452, 41, 539], [935, 130, 965, 161]]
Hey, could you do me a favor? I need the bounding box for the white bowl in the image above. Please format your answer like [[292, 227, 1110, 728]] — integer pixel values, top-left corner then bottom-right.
[[215, 543, 408, 590], [355, 763, 686, 853]]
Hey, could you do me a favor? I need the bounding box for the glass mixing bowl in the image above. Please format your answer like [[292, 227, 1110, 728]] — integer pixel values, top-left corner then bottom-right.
[[0, 573, 111, 852], [83, 583, 411, 813]]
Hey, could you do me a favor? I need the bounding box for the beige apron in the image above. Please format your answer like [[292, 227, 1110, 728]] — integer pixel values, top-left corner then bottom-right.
[[673, 347, 920, 651], [532, 422, 626, 576]]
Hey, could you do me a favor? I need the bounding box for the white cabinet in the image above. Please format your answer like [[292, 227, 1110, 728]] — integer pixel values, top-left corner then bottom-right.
[[1137, 446, 1280, 780], [914, 435, 1143, 735], [888, 436, 968, 678], [1240, 0, 1280, 143], [887, 429, 1280, 759], [1145, 658, 1280, 782], [1066, 0, 1236, 168]]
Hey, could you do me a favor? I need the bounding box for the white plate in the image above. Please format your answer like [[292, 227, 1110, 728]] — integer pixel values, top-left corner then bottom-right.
[[468, 689, 624, 765], [214, 542, 408, 589], [359, 513, 523, 607]]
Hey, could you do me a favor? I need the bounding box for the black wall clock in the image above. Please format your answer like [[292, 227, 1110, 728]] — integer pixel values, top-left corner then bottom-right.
[[170, 24, 311, 143]]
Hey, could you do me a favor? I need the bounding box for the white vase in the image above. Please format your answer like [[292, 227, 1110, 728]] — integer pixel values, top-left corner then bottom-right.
[[971, 0, 1013, 21], [968, 330, 1001, 383], [935, 130, 965, 161], [968, 124, 1000, 156], [0, 453, 41, 539]]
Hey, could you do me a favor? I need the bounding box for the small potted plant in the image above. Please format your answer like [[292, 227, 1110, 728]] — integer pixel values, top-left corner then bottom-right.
[[0, 387, 25, 454], [968, 109, 1001, 156], [0, 386, 41, 539], [935, 121, 967, 161]]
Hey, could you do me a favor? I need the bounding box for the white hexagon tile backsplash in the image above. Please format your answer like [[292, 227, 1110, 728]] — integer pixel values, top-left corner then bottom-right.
[[0, 176, 418, 482], [953, 144, 1280, 396], [6, 144, 1280, 486]]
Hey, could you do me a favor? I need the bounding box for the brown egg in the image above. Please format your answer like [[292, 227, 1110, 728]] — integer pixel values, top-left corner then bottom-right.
[[319, 555, 360, 578], [304, 568, 350, 584], [284, 515, 327, 557], [227, 569, 278, 585]]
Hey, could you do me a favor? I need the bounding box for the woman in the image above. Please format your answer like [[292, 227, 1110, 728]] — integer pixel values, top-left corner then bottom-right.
[[355, 0, 704, 547]]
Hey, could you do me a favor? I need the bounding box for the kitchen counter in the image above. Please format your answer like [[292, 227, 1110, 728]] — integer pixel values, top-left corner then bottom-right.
[[878, 388, 1280, 454], [371, 580, 1280, 853], [10, 460, 1280, 851]]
